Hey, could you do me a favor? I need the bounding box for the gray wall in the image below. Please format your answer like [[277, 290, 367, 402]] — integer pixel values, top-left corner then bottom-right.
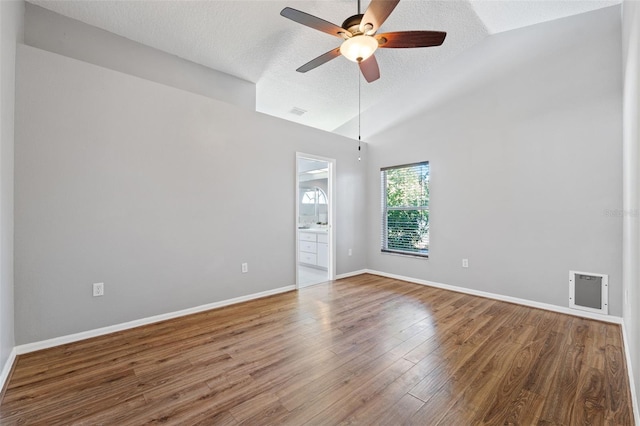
[[366, 7, 624, 316], [24, 3, 255, 111], [0, 0, 23, 372], [622, 0, 640, 409], [14, 44, 367, 344]]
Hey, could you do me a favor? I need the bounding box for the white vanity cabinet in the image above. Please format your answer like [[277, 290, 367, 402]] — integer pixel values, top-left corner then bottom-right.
[[299, 230, 328, 270], [316, 233, 328, 269]]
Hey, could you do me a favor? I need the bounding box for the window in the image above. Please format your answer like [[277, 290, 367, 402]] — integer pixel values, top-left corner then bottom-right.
[[381, 162, 429, 257], [301, 188, 327, 205]]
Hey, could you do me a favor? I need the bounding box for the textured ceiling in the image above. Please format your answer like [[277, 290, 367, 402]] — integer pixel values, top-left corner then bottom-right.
[[29, 0, 620, 138]]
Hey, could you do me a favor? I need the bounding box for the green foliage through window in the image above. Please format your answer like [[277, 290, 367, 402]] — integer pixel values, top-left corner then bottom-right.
[[381, 162, 429, 257]]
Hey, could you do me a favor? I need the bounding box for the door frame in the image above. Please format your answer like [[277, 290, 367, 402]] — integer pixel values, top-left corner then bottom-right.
[[295, 153, 336, 288]]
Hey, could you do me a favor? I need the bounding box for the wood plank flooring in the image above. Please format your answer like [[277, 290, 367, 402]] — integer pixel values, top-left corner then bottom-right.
[[0, 274, 634, 425]]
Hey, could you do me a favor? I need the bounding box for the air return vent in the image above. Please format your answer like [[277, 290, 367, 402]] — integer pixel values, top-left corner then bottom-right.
[[289, 107, 307, 116], [569, 271, 608, 315]]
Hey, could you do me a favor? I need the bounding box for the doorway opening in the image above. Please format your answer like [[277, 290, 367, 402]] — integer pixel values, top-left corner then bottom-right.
[[296, 154, 335, 288]]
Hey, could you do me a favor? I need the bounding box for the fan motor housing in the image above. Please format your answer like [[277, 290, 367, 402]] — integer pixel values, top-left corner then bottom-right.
[[342, 14, 364, 34]]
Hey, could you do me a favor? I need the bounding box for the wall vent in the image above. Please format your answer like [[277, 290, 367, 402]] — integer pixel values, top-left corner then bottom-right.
[[569, 271, 608, 315], [289, 107, 307, 116]]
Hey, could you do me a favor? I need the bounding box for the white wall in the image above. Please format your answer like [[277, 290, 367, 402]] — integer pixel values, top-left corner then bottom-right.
[[367, 7, 624, 315], [0, 0, 23, 381], [14, 44, 367, 344], [622, 0, 640, 412], [24, 3, 255, 111]]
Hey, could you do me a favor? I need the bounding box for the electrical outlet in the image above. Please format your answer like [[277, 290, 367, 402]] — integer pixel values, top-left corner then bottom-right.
[[241, 263, 248, 273], [462, 259, 469, 268], [348, 249, 352, 256], [93, 282, 104, 297]]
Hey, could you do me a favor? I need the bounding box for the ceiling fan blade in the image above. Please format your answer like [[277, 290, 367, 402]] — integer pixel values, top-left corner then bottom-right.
[[281, 7, 345, 38], [359, 54, 380, 83], [359, 0, 400, 34], [376, 31, 447, 48], [297, 48, 342, 73]]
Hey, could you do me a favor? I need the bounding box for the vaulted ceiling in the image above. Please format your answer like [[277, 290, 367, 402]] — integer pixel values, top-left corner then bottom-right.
[[29, 0, 620, 138]]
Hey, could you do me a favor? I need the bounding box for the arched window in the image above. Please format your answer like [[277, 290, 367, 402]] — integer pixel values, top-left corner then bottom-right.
[[302, 188, 327, 205]]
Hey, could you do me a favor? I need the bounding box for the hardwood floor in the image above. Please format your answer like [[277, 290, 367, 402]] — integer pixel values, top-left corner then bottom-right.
[[0, 274, 634, 425]]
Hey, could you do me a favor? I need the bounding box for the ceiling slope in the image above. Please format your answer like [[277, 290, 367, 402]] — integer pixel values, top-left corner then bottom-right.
[[29, 0, 620, 137]]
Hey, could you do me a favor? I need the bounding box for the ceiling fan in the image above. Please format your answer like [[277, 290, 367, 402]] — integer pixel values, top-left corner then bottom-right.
[[280, 0, 447, 83]]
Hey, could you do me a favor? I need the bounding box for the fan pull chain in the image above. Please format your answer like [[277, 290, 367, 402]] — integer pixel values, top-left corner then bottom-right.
[[358, 65, 361, 161], [356, 0, 361, 162]]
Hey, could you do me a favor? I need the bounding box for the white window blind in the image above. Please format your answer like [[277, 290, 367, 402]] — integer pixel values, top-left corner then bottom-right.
[[381, 161, 429, 257]]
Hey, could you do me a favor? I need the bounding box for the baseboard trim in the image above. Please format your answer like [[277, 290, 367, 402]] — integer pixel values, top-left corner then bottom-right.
[[364, 269, 623, 324], [621, 321, 640, 424], [6, 271, 637, 416], [335, 269, 368, 280], [15, 285, 296, 355], [0, 347, 17, 398]]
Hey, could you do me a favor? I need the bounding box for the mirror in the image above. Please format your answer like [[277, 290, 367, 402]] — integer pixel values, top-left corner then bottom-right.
[[299, 186, 328, 226], [298, 158, 329, 228]]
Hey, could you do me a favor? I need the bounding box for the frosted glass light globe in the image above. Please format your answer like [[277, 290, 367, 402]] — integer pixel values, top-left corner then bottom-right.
[[340, 35, 378, 63]]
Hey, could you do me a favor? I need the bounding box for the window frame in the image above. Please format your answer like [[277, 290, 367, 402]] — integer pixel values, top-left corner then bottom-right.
[[381, 161, 430, 259]]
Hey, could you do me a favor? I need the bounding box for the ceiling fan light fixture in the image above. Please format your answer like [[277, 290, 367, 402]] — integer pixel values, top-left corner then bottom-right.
[[280, 1, 447, 82], [340, 35, 378, 63]]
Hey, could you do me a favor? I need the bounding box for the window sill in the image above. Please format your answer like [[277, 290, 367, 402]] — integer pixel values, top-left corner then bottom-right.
[[381, 249, 429, 260]]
